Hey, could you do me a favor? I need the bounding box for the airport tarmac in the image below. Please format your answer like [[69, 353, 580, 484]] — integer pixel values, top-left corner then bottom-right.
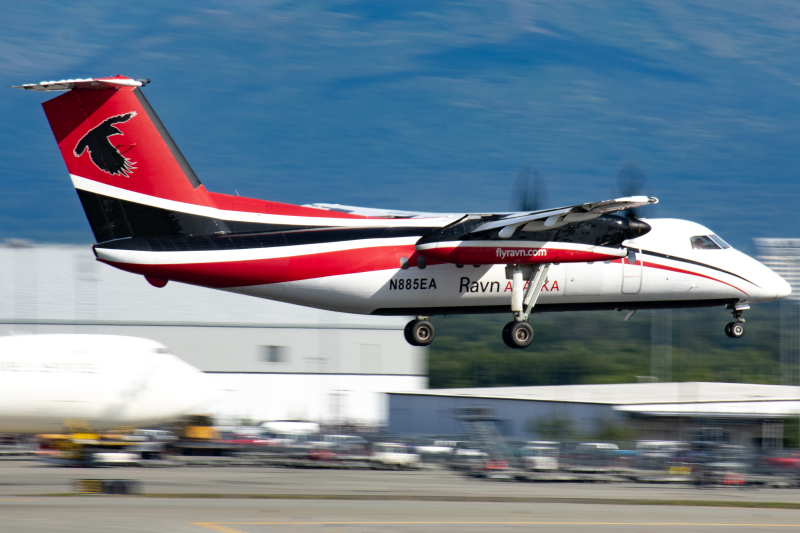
[[4, 498, 800, 532], [4, 460, 800, 532], [2, 459, 800, 504]]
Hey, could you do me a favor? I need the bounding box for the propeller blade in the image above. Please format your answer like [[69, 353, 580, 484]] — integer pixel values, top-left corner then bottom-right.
[[531, 168, 549, 212], [512, 165, 549, 212], [615, 162, 648, 218], [512, 165, 532, 212]]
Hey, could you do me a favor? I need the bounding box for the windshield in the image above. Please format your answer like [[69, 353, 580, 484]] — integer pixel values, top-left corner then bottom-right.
[[691, 234, 731, 250]]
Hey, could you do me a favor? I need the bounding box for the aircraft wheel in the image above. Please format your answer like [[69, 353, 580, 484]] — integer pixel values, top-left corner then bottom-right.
[[502, 321, 534, 349], [726, 322, 745, 339], [405, 319, 435, 346]]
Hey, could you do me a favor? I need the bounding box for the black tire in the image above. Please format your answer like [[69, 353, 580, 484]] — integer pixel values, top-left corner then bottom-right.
[[407, 319, 435, 346], [729, 322, 745, 338], [404, 321, 419, 346], [503, 321, 534, 349], [725, 323, 733, 338], [502, 322, 514, 347]]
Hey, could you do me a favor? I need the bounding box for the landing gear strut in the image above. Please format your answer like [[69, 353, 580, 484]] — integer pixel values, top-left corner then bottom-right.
[[502, 263, 551, 349], [725, 304, 748, 339], [405, 316, 435, 346]]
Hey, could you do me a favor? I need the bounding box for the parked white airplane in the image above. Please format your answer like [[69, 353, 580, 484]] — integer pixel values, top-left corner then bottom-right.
[[0, 334, 218, 433], [16, 76, 792, 348]]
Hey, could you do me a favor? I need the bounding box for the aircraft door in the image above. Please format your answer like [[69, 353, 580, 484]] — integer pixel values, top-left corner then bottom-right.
[[621, 248, 642, 294]]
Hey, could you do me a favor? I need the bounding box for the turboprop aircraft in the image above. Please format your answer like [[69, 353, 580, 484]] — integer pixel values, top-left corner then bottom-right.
[[0, 334, 218, 433], [16, 76, 791, 348]]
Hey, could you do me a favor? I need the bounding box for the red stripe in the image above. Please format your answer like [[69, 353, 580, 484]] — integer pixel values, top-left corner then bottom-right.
[[101, 245, 439, 288], [419, 245, 619, 265], [644, 262, 748, 296]]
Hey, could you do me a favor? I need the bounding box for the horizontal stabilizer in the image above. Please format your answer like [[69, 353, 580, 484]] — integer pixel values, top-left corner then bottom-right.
[[13, 76, 150, 92]]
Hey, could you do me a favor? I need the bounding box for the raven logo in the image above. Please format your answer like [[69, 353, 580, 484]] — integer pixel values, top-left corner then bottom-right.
[[74, 112, 137, 177]]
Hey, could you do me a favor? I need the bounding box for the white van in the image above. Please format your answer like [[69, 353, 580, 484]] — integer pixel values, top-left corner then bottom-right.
[[521, 442, 559, 471], [371, 442, 420, 469]]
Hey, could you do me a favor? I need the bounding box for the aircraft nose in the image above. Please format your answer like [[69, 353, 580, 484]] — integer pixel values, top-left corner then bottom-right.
[[776, 276, 792, 300], [179, 369, 222, 414]]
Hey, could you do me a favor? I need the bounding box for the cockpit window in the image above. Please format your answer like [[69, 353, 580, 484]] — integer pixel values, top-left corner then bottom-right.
[[709, 234, 731, 249], [691, 235, 730, 250]]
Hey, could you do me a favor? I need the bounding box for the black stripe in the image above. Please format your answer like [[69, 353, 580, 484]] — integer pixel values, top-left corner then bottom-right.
[[640, 249, 760, 288], [80, 189, 436, 244], [95, 224, 433, 253], [371, 299, 738, 316], [133, 88, 202, 189], [78, 190, 230, 240], [76, 189, 133, 242]]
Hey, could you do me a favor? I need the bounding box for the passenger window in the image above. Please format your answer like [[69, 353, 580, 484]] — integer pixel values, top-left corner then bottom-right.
[[690, 236, 722, 250]]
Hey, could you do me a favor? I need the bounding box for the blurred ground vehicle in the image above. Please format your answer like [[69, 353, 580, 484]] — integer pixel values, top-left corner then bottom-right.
[[567, 442, 620, 472], [413, 439, 456, 463], [634, 440, 687, 471], [172, 415, 232, 456], [371, 442, 420, 469], [762, 451, 800, 475], [124, 429, 178, 459], [448, 442, 488, 471], [36, 431, 138, 466], [308, 435, 369, 457], [260, 421, 320, 436], [520, 441, 559, 471]]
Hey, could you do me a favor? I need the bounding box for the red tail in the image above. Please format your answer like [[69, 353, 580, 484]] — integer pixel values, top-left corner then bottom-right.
[[17, 76, 375, 242], [42, 76, 216, 208]]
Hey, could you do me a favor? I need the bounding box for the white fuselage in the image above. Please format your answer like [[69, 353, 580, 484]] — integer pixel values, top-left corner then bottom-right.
[[220, 219, 790, 315], [0, 334, 219, 433]]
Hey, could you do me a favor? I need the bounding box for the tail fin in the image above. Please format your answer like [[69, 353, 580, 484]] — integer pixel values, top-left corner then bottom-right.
[[19, 76, 227, 241]]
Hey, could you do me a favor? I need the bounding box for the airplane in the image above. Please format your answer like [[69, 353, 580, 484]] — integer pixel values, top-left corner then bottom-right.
[[0, 334, 218, 433], [15, 76, 792, 349]]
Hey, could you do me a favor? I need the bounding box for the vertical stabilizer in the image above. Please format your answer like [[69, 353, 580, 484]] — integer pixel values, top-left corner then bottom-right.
[[21, 76, 227, 241]]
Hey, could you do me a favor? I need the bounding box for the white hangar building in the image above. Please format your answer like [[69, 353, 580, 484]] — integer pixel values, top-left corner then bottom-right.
[[0, 241, 426, 426], [388, 382, 800, 448]]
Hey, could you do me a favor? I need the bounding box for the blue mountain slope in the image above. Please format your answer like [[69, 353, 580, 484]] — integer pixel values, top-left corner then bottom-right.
[[1, 1, 799, 251]]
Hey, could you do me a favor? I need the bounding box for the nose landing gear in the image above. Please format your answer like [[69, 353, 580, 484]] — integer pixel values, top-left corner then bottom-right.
[[725, 304, 748, 339], [404, 316, 435, 346]]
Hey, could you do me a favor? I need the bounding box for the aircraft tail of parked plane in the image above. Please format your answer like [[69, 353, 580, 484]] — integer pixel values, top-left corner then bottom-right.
[[16, 76, 792, 349]]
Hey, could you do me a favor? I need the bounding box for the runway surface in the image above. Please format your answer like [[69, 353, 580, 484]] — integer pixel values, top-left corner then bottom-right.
[[4, 498, 800, 532], [4, 460, 800, 532]]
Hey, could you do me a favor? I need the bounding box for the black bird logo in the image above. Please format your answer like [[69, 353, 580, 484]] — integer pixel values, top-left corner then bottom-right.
[[74, 112, 137, 177]]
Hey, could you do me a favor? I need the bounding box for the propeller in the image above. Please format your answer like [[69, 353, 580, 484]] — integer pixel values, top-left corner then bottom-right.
[[615, 161, 650, 219], [512, 165, 550, 212]]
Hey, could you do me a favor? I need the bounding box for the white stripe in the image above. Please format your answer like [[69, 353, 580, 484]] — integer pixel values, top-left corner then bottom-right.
[[416, 240, 627, 255], [71, 175, 456, 228], [95, 237, 420, 265]]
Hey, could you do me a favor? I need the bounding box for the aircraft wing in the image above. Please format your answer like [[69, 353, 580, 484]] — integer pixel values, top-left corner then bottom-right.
[[304, 203, 460, 219], [471, 196, 658, 234]]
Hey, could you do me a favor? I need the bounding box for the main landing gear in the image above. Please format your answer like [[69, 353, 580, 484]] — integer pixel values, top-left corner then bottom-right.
[[725, 304, 748, 339], [502, 263, 551, 349], [405, 316, 435, 346]]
